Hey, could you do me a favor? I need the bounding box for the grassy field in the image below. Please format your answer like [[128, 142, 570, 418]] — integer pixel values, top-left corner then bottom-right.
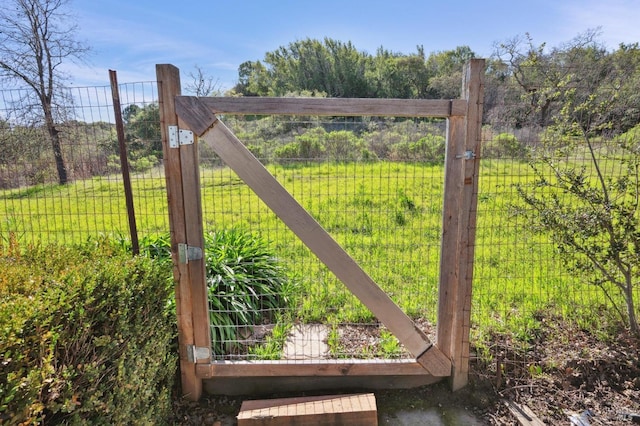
[[0, 159, 615, 352]]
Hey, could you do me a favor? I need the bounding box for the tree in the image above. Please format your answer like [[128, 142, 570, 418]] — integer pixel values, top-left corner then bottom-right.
[[0, 0, 89, 185], [491, 30, 606, 129], [425, 46, 475, 99], [515, 44, 640, 336], [367, 46, 431, 99], [185, 65, 221, 97]]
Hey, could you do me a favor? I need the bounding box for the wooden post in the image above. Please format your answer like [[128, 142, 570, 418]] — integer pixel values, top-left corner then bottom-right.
[[156, 64, 210, 400], [109, 69, 139, 255], [437, 59, 484, 390]]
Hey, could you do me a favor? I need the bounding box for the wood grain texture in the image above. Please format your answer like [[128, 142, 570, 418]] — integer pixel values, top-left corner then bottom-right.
[[238, 394, 377, 426], [177, 114, 211, 365], [436, 115, 466, 359], [197, 359, 435, 378], [156, 64, 202, 400], [175, 96, 217, 135], [450, 59, 485, 391], [195, 96, 467, 117]]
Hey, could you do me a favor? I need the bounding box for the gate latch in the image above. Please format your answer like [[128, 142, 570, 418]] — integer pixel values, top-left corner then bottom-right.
[[178, 243, 203, 264], [186, 345, 210, 362], [456, 150, 476, 160]]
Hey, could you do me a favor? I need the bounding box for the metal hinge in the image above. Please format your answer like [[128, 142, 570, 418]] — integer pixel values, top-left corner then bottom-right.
[[167, 125, 194, 148], [186, 345, 210, 362], [178, 243, 203, 264], [456, 150, 476, 160]]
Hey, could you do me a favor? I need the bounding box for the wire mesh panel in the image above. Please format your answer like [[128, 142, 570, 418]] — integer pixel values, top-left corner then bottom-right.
[[199, 116, 447, 361], [472, 66, 640, 388], [0, 82, 165, 246]]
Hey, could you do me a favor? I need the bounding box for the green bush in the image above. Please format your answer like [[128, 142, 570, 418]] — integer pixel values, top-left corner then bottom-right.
[[484, 132, 529, 159], [324, 130, 369, 161], [135, 229, 295, 357], [204, 229, 294, 356], [0, 239, 176, 424], [274, 128, 326, 162], [389, 134, 445, 162]]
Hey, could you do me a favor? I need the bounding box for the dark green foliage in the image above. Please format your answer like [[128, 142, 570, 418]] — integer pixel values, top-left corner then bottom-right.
[[232, 37, 475, 100], [136, 229, 295, 356], [204, 229, 294, 355], [100, 104, 163, 174], [0, 239, 176, 424]]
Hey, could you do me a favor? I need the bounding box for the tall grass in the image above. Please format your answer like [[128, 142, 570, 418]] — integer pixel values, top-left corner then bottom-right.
[[0, 160, 618, 353]]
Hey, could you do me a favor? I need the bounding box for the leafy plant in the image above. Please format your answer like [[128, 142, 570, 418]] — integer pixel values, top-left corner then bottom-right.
[[204, 228, 294, 355], [0, 238, 176, 424], [515, 63, 640, 336], [483, 132, 529, 159]]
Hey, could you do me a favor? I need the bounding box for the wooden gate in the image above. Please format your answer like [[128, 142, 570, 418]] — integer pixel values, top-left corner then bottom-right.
[[156, 60, 484, 400]]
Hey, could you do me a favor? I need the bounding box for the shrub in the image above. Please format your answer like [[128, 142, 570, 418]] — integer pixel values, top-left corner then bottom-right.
[[483, 132, 529, 159], [204, 229, 294, 356], [0, 239, 176, 424], [324, 130, 369, 161], [274, 128, 326, 162], [135, 229, 295, 357], [389, 134, 445, 162]]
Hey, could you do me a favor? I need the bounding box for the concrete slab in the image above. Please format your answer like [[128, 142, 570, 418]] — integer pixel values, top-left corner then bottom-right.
[[283, 324, 329, 360]]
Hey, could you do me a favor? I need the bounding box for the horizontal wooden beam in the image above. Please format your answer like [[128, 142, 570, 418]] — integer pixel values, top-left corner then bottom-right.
[[188, 96, 467, 118], [196, 359, 444, 378]]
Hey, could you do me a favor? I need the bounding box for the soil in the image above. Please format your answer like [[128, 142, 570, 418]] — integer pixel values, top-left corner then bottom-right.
[[171, 318, 640, 425]]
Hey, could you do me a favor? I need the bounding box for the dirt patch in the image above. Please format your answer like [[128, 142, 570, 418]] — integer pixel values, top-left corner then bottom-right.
[[171, 319, 640, 425]]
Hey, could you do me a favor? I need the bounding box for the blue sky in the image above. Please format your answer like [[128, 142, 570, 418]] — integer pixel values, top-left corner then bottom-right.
[[69, 0, 640, 91]]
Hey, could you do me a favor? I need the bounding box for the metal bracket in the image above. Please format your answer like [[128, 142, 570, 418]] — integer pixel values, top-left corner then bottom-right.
[[179, 129, 194, 145], [168, 125, 179, 148], [167, 126, 194, 147], [178, 243, 203, 264], [456, 150, 476, 160], [186, 345, 210, 362]]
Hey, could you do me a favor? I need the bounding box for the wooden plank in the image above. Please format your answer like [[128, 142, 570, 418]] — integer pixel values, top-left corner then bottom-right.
[[199, 121, 450, 377], [504, 400, 546, 425], [175, 95, 217, 136], [196, 359, 434, 378], [450, 59, 485, 391], [204, 374, 441, 395], [195, 96, 467, 118], [156, 64, 201, 400], [238, 393, 377, 426], [177, 114, 211, 365], [416, 344, 451, 377], [436, 115, 466, 360]]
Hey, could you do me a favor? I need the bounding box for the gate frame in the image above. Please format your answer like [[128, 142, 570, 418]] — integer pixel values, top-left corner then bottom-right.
[[157, 59, 484, 400]]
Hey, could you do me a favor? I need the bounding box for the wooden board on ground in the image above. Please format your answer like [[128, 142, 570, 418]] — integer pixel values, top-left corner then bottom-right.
[[237, 393, 378, 426], [504, 400, 546, 426]]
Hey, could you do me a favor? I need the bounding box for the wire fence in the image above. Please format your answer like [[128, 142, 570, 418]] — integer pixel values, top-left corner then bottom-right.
[[1, 70, 637, 374]]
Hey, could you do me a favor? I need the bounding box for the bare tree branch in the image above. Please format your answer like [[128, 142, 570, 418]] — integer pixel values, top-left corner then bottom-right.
[[0, 0, 90, 184]]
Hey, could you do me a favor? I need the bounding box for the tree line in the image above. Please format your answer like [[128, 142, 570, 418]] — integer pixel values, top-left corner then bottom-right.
[[230, 32, 640, 137], [1, 0, 640, 186], [231, 38, 473, 99]]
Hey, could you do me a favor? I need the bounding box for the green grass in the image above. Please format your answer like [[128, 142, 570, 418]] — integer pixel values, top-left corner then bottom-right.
[[0, 159, 622, 356]]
